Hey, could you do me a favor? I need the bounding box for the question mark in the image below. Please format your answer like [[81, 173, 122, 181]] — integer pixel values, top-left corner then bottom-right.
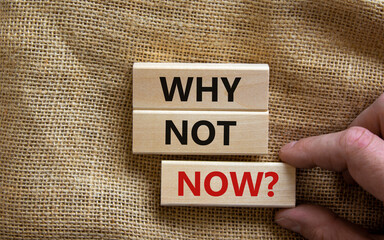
[[265, 172, 279, 197]]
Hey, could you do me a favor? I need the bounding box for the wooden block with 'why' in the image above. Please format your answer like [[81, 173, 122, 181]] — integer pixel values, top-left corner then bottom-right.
[[161, 161, 296, 207], [133, 63, 269, 111], [133, 110, 268, 155]]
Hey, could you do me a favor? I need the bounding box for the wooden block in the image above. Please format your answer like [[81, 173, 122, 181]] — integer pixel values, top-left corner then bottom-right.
[[133, 110, 268, 155], [133, 63, 269, 111], [161, 161, 295, 207]]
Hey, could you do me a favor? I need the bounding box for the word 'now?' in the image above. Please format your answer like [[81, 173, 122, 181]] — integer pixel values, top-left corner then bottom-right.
[[179, 171, 278, 197]]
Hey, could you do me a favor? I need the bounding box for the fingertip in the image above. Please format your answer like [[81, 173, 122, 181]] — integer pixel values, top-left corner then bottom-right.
[[274, 208, 292, 223], [275, 207, 298, 219], [279, 141, 298, 159], [275, 206, 313, 234], [275, 205, 371, 240], [275, 211, 301, 234], [281, 141, 298, 152]]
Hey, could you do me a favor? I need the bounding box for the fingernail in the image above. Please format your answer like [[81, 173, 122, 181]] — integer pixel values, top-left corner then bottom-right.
[[275, 217, 301, 233], [282, 141, 298, 151]]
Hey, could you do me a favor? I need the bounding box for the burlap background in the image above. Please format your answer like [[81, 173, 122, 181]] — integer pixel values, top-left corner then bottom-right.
[[1, 0, 383, 239]]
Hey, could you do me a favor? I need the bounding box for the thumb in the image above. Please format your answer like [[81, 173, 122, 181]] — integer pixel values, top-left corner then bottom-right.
[[275, 205, 375, 240]]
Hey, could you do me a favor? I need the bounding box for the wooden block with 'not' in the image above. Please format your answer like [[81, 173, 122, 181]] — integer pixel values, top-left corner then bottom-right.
[[133, 110, 268, 155], [161, 161, 296, 207]]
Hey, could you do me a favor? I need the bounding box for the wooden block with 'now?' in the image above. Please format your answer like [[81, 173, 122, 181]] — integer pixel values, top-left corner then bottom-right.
[[161, 161, 296, 207]]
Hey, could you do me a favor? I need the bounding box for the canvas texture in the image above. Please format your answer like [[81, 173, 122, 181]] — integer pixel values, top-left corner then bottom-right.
[[1, 0, 384, 239]]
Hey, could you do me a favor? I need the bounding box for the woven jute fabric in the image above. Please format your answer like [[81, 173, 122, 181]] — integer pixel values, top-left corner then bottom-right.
[[1, 0, 383, 239]]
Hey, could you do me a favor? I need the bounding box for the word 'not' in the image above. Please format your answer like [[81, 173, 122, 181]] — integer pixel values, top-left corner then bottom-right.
[[166, 120, 237, 145]]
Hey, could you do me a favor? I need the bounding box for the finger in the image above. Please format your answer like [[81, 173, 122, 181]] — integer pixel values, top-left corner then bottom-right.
[[280, 126, 384, 201], [349, 93, 384, 137], [275, 205, 372, 240]]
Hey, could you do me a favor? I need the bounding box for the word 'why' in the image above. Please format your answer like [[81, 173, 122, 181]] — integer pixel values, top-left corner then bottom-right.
[[160, 77, 241, 102]]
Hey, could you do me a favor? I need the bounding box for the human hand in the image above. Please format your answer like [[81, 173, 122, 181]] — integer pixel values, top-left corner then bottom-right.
[[275, 94, 384, 240]]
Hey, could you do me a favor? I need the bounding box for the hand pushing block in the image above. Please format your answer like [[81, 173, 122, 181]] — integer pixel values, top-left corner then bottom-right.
[[161, 161, 295, 207], [133, 110, 268, 155], [133, 63, 269, 111]]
